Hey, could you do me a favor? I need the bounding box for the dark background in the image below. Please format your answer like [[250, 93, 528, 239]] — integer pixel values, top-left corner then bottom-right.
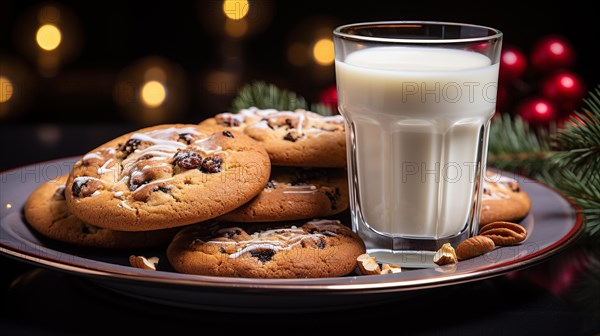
[[0, 0, 598, 126]]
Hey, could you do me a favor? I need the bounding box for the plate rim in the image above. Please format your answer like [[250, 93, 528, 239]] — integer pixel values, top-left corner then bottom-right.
[[0, 157, 586, 293]]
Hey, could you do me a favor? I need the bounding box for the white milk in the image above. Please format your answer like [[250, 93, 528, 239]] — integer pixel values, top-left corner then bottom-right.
[[336, 47, 498, 238]]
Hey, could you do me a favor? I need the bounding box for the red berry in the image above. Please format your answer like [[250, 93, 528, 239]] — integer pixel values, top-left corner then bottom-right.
[[531, 35, 575, 73], [499, 46, 527, 82], [541, 72, 586, 112], [517, 98, 557, 125]]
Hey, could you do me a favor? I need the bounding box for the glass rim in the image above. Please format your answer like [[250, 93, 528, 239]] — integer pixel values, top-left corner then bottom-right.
[[333, 21, 503, 44]]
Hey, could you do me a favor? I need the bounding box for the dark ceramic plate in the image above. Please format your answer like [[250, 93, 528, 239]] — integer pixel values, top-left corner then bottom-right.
[[0, 157, 584, 312]]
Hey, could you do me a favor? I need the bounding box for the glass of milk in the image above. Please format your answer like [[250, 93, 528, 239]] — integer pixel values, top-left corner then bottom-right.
[[334, 22, 502, 266]]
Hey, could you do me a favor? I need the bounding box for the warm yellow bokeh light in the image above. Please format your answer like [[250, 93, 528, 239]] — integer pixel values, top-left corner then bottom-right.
[[225, 19, 248, 37], [141, 81, 167, 108], [36, 24, 62, 51], [312, 38, 334, 65], [0, 76, 14, 103], [222, 0, 249, 20]]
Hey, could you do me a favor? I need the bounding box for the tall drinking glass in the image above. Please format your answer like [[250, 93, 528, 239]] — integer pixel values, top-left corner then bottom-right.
[[334, 22, 502, 266]]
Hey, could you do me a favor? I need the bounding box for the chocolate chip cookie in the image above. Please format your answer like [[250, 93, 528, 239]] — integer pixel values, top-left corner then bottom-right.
[[65, 124, 271, 231], [219, 167, 349, 222], [480, 172, 532, 226], [200, 108, 346, 167], [167, 219, 366, 278], [24, 175, 175, 248]]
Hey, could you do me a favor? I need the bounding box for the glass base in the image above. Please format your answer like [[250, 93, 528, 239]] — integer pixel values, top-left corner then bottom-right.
[[355, 225, 470, 268]]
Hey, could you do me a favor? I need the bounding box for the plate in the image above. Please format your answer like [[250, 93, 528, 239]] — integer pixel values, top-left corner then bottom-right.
[[0, 157, 584, 312]]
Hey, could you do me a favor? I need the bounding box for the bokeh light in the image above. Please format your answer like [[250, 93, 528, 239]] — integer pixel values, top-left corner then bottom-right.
[[312, 38, 334, 65], [115, 57, 186, 124], [222, 0, 249, 20], [36, 24, 62, 51], [225, 18, 248, 37], [141, 81, 167, 108], [0, 76, 14, 103]]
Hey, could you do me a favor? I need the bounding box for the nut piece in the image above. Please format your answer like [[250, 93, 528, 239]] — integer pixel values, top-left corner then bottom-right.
[[456, 236, 495, 260], [479, 221, 527, 246], [356, 254, 381, 275], [129, 255, 159, 271], [381, 263, 402, 274], [433, 243, 458, 266]]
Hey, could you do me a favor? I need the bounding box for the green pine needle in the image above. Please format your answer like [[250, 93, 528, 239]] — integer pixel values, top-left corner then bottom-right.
[[551, 87, 600, 180], [231, 81, 308, 112], [550, 170, 600, 237], [487, 114, 551, 177], [231, 81, 332, 115], [310, 103, 334, 116]]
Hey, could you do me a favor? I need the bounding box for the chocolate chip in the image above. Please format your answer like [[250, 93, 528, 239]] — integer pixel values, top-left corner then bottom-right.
[[72, 181, 83, 197], [317, 238, 326, 249], [219, 247, 226, 253], [217, 227, 243, 239], [250, 249, 275, 263], [283, 132, 298, 142], [178, 133, 195, 144], [222, 130, 234, 138], [285, 118, 294, 128], [265, 180, 276, 190], [325, 187, 341, 210], [72, 178, 103, 197], [156, 186, 170, 193], [200, 156, 222, 174], [129, 178, 149, 192], [173, 150, 203, 169], [120, 138, 141, 156]]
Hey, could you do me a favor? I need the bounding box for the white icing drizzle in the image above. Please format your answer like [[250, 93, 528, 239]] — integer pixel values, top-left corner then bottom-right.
[[118, 200, 135, 211], [82, 152, 103, 161], [73, 176, 105, 187], [90, 190, 101, 197], [205, 222, 340, 259], [282, 185, 317, 194], [119, 127, 202, 192], [97, 158, 114, 175], [193, 135, 222, 154], [114, 191, 124, 198], [306, 219, 341, 226], [238, 108, 343, 137], [130, 177, 173, 197]]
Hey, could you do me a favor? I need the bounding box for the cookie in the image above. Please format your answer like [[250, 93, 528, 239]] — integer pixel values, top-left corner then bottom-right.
[[24, 175, 174, 248], [65, 124, 271, 231], [479, 172, 532, 226], [218, 167, 349, 222], [167, 219, 366, 278], [200, 107, 346, 167]]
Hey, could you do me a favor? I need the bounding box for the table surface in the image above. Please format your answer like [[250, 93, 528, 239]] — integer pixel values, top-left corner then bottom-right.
[[1, 124, 599, 335]]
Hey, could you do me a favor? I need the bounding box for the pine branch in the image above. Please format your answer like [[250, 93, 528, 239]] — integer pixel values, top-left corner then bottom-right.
[[310, 103, 334, 116], [549, 170, 600, 237], [231, 81, 333, 115], [551, 87, 600, 180], [231, 81, 308, 111], [487, 114, 551, 177]]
